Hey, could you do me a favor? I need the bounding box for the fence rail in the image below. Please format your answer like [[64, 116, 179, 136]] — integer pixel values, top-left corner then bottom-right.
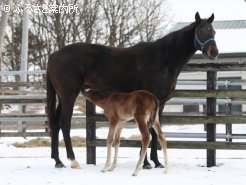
[[87, 139, 246, 150]]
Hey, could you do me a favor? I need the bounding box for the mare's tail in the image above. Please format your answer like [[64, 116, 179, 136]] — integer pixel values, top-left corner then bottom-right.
[[46, 54, 57, 135]]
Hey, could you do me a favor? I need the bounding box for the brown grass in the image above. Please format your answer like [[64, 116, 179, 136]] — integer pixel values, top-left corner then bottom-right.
[[127, 134, 141, 140], [12, 134, 141, 148], [13, 136, 86, 148]]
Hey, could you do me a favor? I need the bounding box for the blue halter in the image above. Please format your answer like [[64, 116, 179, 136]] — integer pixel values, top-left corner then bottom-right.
[[194, 32, 215, 52]]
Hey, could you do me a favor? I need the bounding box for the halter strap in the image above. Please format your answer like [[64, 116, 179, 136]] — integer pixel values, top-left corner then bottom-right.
[[194, 32, 215, 52]]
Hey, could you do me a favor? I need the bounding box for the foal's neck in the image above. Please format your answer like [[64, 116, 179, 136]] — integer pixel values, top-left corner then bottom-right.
[[82, 89, 112, 110]]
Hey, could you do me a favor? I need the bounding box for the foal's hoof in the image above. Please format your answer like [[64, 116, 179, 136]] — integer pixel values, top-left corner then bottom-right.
[[55, 162, 66, 168], [155, 164, 165, 168], [132, 171, 139, 176], [101, 169, 107, 173], [143, 164, 152, 169], [108, 165, 116, 171]]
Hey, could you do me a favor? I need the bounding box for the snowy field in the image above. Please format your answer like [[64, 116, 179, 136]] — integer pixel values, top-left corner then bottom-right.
[[0, 145, 246, 185], [1, 126, 246, 185]]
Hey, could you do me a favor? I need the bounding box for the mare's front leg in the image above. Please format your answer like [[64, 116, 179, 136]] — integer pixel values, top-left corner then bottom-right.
[[101, 119, 118, 172], [143, 105, 164, 169], [142, 127, 163, 169], [149, 128, 164, 168], [149, 105, 165, 168]]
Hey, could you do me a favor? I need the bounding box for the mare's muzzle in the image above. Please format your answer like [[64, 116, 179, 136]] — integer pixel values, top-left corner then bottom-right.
[[194, 33, 218, 60], [203, 41, 218, 60]]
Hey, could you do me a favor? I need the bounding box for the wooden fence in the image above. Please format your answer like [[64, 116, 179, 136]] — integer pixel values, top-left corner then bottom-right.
[[1, 53, 246, 167]]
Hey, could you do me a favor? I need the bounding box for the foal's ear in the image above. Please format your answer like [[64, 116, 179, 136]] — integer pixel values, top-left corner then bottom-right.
[[207, 13, 214, 23], [195, 12, 201, 23]]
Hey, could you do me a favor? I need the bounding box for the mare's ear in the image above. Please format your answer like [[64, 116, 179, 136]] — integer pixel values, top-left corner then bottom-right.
[[207, 13, 214, 23], [195, 12, 201, 23]]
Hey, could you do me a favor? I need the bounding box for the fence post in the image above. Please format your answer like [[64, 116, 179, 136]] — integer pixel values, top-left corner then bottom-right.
[[86, 100, 96, 164], [225, 81, 232, 142], [206, 70, 217, 167]]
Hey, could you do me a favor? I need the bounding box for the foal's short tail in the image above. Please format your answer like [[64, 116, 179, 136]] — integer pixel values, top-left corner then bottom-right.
[[148, 97, 159, 128], [46, 54, 57, 135]]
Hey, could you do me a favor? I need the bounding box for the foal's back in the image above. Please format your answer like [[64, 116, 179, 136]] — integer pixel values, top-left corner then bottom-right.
[[105, 90, 158, 122]]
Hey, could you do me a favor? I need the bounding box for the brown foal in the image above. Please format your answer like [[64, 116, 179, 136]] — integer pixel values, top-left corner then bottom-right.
[[82, 87, 168, 176]]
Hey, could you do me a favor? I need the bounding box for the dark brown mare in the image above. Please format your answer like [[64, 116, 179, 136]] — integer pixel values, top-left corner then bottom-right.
[[81, 88, 168, 176], [47, 12, 218, 169]]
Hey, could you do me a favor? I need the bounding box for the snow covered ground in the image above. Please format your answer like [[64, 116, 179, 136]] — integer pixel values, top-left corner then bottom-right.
[[0, 144, 246, 185], [1, 126, 246, 185]]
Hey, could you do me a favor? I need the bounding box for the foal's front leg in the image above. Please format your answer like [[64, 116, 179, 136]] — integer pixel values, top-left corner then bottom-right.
[[101, 120, 118, 172], [109, 122, 123, 171]]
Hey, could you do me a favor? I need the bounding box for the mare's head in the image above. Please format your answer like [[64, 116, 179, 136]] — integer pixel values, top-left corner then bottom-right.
[[194, 12, 218, 60]]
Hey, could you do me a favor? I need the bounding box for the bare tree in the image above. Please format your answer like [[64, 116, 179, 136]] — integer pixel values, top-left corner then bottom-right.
[[133, 0, 171, 42], [0, 0, 14, 113], [0, 0, 14, 73], [98, 0, 169, 47], [81, 0, 101, 43], [2, 11, 22, 73], [99, 0, 137, 47]]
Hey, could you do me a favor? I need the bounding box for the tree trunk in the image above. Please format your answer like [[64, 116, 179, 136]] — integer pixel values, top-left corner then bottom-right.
[[0, 0, 13, 112]]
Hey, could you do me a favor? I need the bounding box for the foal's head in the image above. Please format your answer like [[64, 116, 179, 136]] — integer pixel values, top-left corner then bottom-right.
[[194, 12, 218, 60]]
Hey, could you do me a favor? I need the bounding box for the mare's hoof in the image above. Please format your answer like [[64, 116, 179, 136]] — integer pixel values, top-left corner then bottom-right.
[[71, 160, 81, 169], [55, 163, 66, 168], [155, 164, 164, 168], [143, 164, 152, 169]]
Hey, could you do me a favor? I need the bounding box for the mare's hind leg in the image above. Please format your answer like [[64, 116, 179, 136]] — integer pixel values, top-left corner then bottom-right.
[[60, 95, 80, 169], [51, 102, 64, 168], [152, 122, 169, 173], [133, 117, 150, 176]]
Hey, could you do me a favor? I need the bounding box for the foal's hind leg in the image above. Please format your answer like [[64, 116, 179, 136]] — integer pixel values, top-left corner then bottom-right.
[[133, 117, 150, 176], [60, 96, 80, 169], [152, 122, 169, 173]]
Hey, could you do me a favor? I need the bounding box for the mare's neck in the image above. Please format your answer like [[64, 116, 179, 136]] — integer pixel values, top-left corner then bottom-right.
[[157, 23, 197, 75]]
